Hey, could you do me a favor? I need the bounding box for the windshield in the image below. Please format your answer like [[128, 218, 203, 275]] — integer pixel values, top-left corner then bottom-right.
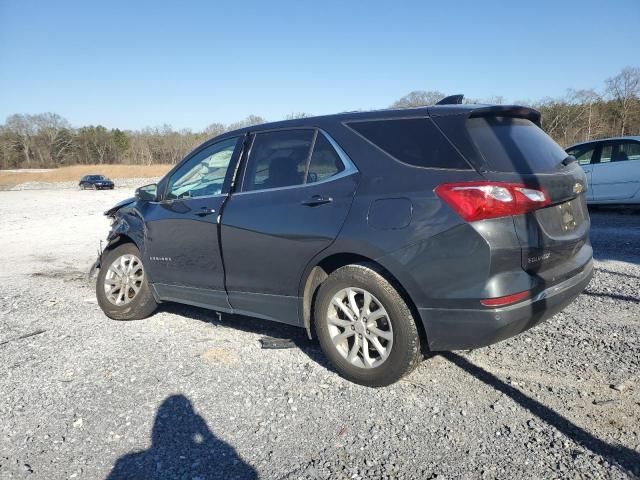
[[467, 116, 567, 173], [89, 175, 106, 181]]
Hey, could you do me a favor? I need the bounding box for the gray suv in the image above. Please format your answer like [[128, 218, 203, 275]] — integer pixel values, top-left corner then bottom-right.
[[95, 101, 593, 386]]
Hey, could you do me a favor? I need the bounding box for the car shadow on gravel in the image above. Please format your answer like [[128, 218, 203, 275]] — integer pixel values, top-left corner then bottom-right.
[[442, 352, 640, 477], [159, 303, 333, 370], [583, 290, 640, 304], [106, 394, 257, 480]]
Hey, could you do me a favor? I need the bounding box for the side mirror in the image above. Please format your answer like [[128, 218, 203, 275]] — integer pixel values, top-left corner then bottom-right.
[[135, 183, 158, 202]]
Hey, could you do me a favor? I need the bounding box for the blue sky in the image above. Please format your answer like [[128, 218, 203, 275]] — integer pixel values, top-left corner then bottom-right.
[[1, 0, 638, 130]]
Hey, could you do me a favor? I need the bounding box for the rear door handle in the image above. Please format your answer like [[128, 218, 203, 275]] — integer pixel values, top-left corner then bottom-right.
[[195, 207, 216, 217], [301, 195, 333, 207]]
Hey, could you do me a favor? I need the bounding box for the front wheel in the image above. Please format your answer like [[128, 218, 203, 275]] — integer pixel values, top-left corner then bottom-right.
[[314, 263, 422, 387], [96, 243, 158, 320]]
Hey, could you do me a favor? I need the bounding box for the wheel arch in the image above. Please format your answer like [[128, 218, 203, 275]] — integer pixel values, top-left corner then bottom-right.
[[300, 252, 428, 351]]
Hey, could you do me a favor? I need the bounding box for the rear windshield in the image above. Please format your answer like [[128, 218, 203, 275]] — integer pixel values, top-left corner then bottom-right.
[[467, 116, 567, 173], [347, 118, 471, 169]]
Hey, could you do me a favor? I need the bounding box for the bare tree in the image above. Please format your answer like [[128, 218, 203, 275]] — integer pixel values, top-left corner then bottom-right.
[[204, 122, 226, 138], [33, 113, 74, 165], [605, 67, 640, 136], [285, 112, 312, 120], [391, 90, 446, 108], [226, 115, 267, 131], [4, 114, 36, 165]]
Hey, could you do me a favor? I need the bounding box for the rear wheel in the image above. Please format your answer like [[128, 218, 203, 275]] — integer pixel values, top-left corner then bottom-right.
[[314, 263, 421, 387], [96, 243, 158, 320]]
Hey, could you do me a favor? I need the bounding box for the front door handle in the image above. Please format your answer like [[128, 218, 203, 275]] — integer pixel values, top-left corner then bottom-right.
[[195, 207, 216, 217], [301, 195, 333, 207]]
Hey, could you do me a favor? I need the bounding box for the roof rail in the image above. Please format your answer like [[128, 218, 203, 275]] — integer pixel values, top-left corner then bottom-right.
[[436, 94, 464, 105]]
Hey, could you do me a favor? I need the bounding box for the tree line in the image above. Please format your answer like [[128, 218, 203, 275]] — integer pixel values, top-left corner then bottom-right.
[[1, 67, 638, 169]]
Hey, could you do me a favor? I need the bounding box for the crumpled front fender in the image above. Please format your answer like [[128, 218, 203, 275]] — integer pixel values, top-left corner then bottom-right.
[[88, 211, 145, 277]]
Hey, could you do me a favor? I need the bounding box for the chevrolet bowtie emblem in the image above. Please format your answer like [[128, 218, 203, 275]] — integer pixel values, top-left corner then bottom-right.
[[573, 183, 584, 194]]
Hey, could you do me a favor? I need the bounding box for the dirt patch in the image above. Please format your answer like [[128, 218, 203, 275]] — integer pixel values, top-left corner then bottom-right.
[[31, 269, 87, 282], [200, 347, 239, 366]]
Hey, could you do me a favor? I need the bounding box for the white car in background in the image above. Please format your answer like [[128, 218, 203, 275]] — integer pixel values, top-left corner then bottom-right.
[[566, 137, 640, 204]]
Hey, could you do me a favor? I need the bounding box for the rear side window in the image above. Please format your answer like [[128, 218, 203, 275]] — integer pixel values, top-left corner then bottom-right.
[[242, 130, 314, 192], [467, 116, 567, 173], [621, 141, 640, 161], [242, 130, 350, 192], [347, 118, 470, 169], [307, 134, 344, 183], [602, 141, 640, 163]]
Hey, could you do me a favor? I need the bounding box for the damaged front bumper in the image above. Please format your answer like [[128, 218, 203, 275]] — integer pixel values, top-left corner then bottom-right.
[[87, 241, 104, 278]]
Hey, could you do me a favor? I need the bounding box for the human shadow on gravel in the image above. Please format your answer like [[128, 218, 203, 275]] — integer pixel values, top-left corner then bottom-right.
[[159, 303, 332, 370], [106, 394, 257, 480], [443, 352, 640, 477]]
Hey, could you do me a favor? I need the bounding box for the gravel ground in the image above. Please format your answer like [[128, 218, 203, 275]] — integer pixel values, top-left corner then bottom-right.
[[0, 189, 638, 480]]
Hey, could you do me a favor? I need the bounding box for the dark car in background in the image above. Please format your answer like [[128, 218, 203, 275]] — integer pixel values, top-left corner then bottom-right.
[[93, 100, 593, 386], [79, 174, 114, 190]]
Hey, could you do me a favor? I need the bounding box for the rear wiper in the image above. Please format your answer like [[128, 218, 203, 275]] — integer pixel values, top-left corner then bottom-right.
[[560, 155, 577, 168]]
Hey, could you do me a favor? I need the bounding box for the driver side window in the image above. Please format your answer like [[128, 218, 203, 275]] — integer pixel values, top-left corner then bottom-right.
[[166, 137, 239, 200]]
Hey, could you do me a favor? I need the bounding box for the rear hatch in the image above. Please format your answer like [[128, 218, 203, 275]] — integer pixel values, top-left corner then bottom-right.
[[431, 106, 591, 284]]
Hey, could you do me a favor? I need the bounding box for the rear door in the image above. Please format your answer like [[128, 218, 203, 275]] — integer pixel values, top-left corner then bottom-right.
[[143, 136, 241, 309], [221, 128, 358, 325], [567, 143, 598, 202], [591, 140, 640, 201]]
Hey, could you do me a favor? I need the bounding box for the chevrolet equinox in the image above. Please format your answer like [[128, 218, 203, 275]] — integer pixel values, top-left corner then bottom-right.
[[94, 99, 593, 386]]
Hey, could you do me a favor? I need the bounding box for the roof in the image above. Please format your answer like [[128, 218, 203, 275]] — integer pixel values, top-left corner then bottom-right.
[[215, 103, 540, 140], [567, 136, 640, 150]]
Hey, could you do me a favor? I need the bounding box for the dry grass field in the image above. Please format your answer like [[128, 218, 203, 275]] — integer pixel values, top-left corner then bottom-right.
[[0, 164, 173, 187]]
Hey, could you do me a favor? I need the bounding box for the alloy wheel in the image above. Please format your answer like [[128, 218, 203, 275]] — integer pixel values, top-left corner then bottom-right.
[[103, 254, 144, 306], [326, 287, 393, 368]]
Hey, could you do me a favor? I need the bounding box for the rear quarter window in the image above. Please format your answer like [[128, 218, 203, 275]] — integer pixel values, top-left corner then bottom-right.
[[467, 116, 567, 173], [346, 118, 470, 169]]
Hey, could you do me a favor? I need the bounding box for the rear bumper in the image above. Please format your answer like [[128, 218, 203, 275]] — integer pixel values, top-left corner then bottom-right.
[[419, 259, 593, 351]]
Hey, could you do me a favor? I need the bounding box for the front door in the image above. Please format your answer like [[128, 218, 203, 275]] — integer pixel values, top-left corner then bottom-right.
[[221, 129, 359, 325], [143, 136, 241, 309]]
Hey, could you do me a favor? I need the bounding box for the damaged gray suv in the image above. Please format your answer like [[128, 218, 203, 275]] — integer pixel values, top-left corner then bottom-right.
[[95, 98, 593, 386]]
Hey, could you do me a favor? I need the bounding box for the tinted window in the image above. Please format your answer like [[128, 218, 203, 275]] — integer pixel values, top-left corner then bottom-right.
[[606, 141, 640, 162], [307, 133, 345, 183], [347, 118, 470, 169], [467, 116, 567, 173], [567, 145, 596, 165], [166, 137, 238, 200], [600, 145, 613, 163], [242, 130, 314, 191]]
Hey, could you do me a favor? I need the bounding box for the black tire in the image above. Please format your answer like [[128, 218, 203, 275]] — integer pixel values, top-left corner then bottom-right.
[[314, 263, 422, 387], [92, 184, 97, 191], [96, 243, 158, 320]]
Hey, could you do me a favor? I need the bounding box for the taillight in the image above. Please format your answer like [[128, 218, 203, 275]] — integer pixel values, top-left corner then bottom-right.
[[434, 182, 550, 222], [480, 290, 530, 307]]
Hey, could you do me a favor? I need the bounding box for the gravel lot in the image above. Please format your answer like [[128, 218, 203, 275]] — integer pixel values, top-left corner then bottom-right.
[[0, 188, 638, 479]]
